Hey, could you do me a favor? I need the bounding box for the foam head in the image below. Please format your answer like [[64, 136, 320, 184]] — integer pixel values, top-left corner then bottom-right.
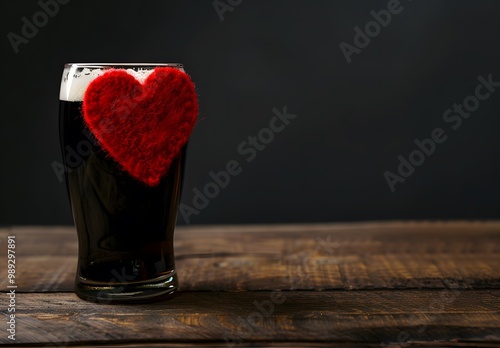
[[59, 63, 184, 102]]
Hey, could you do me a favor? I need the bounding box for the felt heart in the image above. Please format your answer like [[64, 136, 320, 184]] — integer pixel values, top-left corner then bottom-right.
[[82, 67, 198, 187]]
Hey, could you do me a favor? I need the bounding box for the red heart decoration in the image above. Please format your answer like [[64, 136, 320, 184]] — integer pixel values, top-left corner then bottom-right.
[[82, 67, 198, 186]]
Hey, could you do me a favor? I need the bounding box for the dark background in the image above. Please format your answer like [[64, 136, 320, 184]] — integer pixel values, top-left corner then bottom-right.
[[1, 0, 499, 225]]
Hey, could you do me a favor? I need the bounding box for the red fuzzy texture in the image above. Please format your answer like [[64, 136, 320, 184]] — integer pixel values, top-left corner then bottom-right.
[[83, 67, 198, 186]]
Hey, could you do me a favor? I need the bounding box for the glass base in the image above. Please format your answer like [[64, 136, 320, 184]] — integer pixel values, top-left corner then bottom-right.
[[75, 272, 178, 304]]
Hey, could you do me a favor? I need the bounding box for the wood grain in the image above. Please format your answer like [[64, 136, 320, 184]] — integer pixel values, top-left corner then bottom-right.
[[1, 222, 499, 292], [12, 343, 499, 348], [1, 290, 499, 345], [0, 222, 499, 347]]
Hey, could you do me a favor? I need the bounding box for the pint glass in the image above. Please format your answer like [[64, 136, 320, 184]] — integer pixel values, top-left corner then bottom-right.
[[59, 63, 193, 303]]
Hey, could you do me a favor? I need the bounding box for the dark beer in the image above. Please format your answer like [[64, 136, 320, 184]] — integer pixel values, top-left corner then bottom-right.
[[59, 64, 185, 303]]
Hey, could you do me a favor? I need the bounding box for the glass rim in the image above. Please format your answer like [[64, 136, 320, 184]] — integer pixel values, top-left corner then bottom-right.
[[64, 63, 184, 69]]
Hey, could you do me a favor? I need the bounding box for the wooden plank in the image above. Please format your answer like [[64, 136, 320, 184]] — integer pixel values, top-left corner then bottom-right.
[[0, 290, 499, 345], [0, 222, 499, 292], [5, 342, 497, 348], [2, 221, 500, 256]]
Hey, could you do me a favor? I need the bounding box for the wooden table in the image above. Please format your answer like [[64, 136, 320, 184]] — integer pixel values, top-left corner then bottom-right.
[[1, 222, 499, 347]]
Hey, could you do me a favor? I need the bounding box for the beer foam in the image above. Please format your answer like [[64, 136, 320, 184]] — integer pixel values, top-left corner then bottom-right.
[[59, 64, 183, 102]]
